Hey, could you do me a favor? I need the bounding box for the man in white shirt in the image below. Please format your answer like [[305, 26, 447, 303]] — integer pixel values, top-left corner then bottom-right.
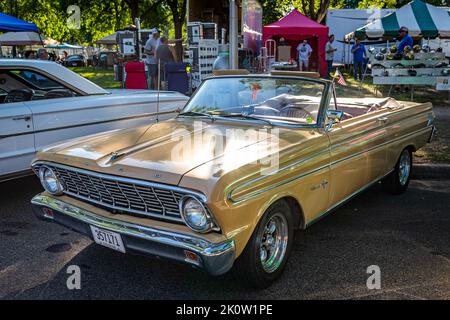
[[144, 28, 161, 89], [325, 34, 337, 79], [297, 39, 313, 71]]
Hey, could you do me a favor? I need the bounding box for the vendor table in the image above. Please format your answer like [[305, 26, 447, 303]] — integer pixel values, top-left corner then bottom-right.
[[367, 50, 450, 100], [372, 76, 450, 100]]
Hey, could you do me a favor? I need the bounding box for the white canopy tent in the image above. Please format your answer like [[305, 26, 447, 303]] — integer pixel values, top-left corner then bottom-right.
[[0, 31, 58, 46]]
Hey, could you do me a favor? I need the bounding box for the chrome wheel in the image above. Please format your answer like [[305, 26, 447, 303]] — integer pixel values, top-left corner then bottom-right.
[[398, 150, 411, 186], [259, 212, 288, 273]]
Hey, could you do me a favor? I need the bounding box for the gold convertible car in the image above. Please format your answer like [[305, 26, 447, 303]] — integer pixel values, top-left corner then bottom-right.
[[31, 73, 435, 288]]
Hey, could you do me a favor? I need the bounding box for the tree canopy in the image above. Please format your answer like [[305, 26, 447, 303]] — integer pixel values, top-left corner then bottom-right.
[[1, 0, 448, 44]]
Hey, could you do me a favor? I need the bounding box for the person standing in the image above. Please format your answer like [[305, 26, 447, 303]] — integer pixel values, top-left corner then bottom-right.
[[351, 38, 367, 80], [24, 50, 36, 59], [278, 37, 289, 47], [325, 34, 337, 79], [297, 39, 313, 71], [397, 26, 413, 54], [156, 36, 175, 90], [144, 28, 161, 89], [394, 26, 414, 93], [37, 48, 49, 61]]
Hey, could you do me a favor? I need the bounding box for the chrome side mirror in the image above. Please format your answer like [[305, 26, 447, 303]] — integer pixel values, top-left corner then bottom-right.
[[325, 110, 344, 132]]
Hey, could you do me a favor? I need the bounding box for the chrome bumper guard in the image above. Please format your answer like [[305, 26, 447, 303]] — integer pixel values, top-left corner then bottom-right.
[[31, 194, 235, 276], [428, 125, 437, 143]]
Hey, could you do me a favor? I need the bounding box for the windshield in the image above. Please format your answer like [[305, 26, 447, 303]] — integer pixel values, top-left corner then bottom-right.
[[182, 77, 326, 125]]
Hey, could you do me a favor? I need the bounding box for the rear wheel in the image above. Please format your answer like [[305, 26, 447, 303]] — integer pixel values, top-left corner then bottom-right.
[[382, 148, 412, 195], [234, 200, 294, 289]]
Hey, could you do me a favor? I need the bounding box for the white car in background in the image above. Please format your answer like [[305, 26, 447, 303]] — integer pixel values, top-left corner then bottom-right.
[[0, 59, 189, 181]]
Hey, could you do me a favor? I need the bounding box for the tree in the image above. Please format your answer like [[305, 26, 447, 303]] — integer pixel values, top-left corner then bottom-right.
[[293, 0, 332, 23], [357, 0, 397, 9], [164, 0, 186, 60], [259, 0, 293, 24], [260, 0, 346, 24]]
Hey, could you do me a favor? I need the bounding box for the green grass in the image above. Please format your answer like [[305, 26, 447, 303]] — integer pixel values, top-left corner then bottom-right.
[[69, 67, 122, 89]]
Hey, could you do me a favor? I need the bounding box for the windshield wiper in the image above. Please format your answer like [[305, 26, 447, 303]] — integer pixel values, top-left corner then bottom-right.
[[178, 111, 215, 121], [214, 112, 274, 127]]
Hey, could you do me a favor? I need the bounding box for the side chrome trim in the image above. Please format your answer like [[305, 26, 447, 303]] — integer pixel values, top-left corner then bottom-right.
[[226, 147, 330, 203], [305, 169, 394, 227], [0, 109, 178, 140], [228, 163, 330, 204], [227, 125, 433, 203], [31, 194, 235, 276]]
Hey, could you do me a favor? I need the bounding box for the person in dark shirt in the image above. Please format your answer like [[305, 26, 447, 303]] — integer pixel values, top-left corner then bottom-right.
[[24, 50, 36, 59], [397, 26, 413, 54], [155, 36, 175, 88], [395, 26, 414, 93], [351, 38, 367, 80], [279, 37, 289, 47]]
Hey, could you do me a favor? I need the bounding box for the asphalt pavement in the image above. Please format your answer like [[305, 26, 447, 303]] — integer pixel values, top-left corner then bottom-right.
[[0, 174, 449, 300]]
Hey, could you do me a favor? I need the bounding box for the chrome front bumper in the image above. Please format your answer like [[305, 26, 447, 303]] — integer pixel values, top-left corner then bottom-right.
[[31, 194, 235, 276]]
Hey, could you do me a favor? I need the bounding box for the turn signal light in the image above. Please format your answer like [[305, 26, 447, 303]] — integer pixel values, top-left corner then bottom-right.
[[184, 250, 200, 265]]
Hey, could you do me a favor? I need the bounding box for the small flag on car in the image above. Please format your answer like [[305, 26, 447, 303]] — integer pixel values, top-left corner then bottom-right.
[[334, 68, 347, 86]]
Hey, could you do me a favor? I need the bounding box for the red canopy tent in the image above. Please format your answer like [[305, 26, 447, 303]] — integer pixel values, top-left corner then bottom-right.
[[263, 10, 329, 77]]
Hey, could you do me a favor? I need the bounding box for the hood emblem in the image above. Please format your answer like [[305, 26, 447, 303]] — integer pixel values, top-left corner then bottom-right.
[[109, 151, 124, 162]]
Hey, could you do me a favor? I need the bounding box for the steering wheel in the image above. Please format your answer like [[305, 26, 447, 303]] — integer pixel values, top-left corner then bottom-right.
[[4, 89, 34, 103], [279, 105, 314, 120]]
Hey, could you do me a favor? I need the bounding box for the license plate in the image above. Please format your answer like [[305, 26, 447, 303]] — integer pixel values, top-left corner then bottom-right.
[[90, 225, 125, 253], [72, 62, 77, 66]]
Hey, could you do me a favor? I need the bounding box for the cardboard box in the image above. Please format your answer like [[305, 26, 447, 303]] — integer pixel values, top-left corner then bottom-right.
[[278, 46, 291, 62]]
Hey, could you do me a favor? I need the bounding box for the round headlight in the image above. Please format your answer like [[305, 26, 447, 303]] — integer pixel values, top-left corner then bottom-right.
[[39, 166, 64, 195], [180, 196, 213, 233]]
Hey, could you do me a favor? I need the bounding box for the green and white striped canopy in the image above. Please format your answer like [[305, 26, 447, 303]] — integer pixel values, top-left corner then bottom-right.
[[349, 0, 450, 39]]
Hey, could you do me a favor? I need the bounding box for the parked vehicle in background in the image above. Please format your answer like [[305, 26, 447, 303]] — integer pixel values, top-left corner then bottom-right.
[[30, 72, 435, 288], [63, 54, 87, 67], [98, 51, 119, 68], [0, 59, 189, 181]]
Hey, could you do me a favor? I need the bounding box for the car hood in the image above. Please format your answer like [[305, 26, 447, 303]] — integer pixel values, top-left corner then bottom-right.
[[36, 118, 298, 187]]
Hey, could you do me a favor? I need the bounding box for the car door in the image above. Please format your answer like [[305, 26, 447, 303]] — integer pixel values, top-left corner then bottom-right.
[[326, 88, 388, 208], [0, 102, 35, 178]]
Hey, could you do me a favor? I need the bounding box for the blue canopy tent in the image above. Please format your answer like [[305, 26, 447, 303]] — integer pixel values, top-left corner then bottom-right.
[[0, 12, 38, 32], [0, 12, 40, 56]]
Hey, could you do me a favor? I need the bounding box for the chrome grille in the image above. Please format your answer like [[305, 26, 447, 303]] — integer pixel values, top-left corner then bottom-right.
[[33, 163, 194, 223]]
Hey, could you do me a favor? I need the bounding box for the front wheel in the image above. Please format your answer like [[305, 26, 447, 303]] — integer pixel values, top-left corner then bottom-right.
[[382, 148, 412, 195], [234, 200, 294, 289]]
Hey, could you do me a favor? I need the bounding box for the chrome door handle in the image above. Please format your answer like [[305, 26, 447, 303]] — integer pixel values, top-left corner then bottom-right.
[[377, 117, 388, 123], [12, 116, 31, 121]]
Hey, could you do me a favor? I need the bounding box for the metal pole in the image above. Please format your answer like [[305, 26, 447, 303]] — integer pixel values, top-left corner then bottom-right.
[[156, 59, 161, 122], [9, 0, 17, 58], [38, 33, 44, 47], [229, 0, 238, 69], [134, 18, 141, 61]]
